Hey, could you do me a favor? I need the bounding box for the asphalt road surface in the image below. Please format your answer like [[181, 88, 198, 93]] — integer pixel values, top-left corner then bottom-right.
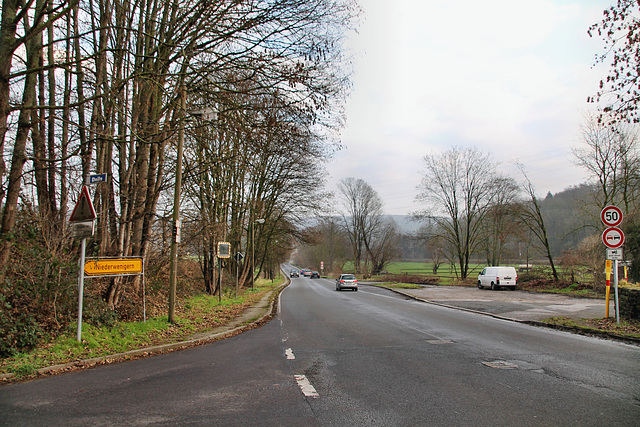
[[399, 283, 613, 321], [1, 277, 639, 426]]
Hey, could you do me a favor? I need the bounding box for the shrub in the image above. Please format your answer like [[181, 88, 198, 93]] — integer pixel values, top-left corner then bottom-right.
[[83, 297, 121, 328], [382, 273, 439, 285], [0, 302, 43, 357], [1, 208, 77, 355]]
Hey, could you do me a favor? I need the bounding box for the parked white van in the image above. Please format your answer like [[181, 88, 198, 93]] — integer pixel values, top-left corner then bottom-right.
[[477, 266, 517, 290]]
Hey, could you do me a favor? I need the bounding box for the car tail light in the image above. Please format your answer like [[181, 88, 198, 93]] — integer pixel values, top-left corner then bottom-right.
[[496, 276, 500, 284]]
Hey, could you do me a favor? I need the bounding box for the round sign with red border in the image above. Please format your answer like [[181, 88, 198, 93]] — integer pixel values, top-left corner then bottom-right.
[[602, 227, 625, 248], [601, 205, 623, 227]]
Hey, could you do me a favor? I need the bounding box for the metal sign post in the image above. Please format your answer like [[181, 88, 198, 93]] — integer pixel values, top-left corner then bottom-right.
[[605, 260, 611, 318], [76, 238, 87, 342], [220, 257, 224, 302], [70, 185, 97, 342], [217, 242, 231, 302], [234, 252, 244, 300], [601, 206, 624, 325], [614, 260, 620, 324]]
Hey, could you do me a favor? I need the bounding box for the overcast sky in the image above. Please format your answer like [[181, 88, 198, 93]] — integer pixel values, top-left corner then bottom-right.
[[325, 0, 612, 215]]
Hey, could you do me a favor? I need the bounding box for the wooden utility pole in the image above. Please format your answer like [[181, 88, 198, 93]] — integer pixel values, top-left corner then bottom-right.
[[169, 86, 185, 323]]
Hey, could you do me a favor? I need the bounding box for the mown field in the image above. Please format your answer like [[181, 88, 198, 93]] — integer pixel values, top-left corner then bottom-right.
[[342, 261, 525, 285], [382, 261, 486, 284], [336, 260, 611, 293]]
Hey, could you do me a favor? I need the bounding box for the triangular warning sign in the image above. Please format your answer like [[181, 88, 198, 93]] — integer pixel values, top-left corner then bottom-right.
[[69, 186, 97, 222]]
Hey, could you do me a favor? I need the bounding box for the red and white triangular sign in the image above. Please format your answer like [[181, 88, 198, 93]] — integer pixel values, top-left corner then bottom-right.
[[69, 186, 97, 222]]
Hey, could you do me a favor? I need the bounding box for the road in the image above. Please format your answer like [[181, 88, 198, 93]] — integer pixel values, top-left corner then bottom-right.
[[1, 276, 639, 426]]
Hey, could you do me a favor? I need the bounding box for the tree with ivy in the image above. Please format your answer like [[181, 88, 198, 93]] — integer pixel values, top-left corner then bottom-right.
[[626, 223, 640, 282]]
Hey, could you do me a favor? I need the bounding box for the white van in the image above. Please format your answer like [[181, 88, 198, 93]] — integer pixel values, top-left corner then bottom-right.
[[477, 266, 517, 290]]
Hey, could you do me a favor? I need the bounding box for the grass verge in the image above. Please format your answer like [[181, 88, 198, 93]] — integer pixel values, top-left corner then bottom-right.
[[542, 316, 640, 340], [1, 279, 282, 382]]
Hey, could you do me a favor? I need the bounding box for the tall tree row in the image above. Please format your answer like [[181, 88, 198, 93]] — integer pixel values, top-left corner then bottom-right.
[[0, 0, 356, 306]]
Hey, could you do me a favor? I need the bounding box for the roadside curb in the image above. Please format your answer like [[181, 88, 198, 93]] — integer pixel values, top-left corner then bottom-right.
[[1, 280, 289, 383], [380, 286, 640, 346]]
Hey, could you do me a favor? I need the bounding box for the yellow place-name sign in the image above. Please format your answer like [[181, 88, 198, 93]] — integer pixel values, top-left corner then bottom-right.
[[84, 257, 143, 276]]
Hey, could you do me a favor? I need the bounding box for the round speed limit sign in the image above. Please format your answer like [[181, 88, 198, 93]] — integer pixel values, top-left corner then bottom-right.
[[601, 206, 623, 227]]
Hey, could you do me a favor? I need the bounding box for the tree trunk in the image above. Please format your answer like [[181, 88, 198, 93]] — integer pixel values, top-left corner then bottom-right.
[[0, 14, 41, 272], [33, 35, 50, 217], [0, 0, 23, 191]]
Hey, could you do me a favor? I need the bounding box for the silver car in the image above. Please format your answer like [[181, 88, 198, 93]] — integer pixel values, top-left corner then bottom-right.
[[336, 274, 358, 291]]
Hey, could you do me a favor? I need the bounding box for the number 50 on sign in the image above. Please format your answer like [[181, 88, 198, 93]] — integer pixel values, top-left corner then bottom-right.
[[601, 206, 623, 227]]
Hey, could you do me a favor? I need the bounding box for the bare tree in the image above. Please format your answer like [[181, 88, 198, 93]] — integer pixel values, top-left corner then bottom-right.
[[572, 115, 640, 282], [516, 164, 559, 281], [365, 217, 400, 274], [479, 176, 520, 266], [337, 178, 388, 274], [416, 146, 496, 280], [1, 0, 357, 303], [296, 216, 349, 274], [573, 115, 640, 216], [415, 218, 446, 273]]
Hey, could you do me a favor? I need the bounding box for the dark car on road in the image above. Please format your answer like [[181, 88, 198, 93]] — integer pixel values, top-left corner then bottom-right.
[[336, 274, 358, 291], [310, 271, 320, 278], [290, 269, 299, 277]]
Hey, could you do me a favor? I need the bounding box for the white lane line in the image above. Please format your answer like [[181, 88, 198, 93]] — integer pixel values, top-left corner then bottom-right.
[[426, 339, 453, 344], [285, 348, 295, 360], [294, 374, 319, 398]]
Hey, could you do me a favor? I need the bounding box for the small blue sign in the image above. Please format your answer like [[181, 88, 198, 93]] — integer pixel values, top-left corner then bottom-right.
[[89, 173, 107, 184]]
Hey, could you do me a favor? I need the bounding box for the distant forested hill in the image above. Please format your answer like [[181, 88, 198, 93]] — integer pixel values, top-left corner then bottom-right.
[[391, 184, 600, 261], [540, 184, 599, 256]]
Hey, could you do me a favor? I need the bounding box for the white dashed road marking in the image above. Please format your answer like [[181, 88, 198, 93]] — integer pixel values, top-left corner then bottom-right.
[[285, 348, 295, 360], [294, 374, 320, 398], [482, 360, 519, 369]]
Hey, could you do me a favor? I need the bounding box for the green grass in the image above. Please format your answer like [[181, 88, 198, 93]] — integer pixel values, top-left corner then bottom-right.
[[543, 316, 640, 339], [341, 261, 488, 279], [374, 261, 489, 286], [375, 261, 604, 289], [384, 262, 433, 274], [1, 318, 173, 378], [543, 283, 599, 297]]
